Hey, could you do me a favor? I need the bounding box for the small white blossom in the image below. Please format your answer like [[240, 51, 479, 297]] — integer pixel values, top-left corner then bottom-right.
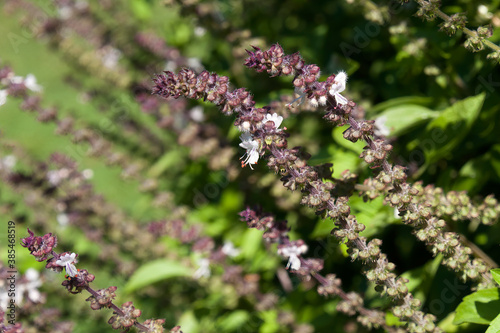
[[82, 168, 94, 179], [0, 89, 7, 106], [309, 97, 319, 108], [164, 60, 177, 72], [239, 121, 252, 132], [189, 106, 205, 122], [24, 74, 42, 92], [478, 5, 493, 20], [221, 241, 240, 258], [194, 26, 206, 37], [56, 253, 78, 277], [58, 6, 73, 19], [187, 57, 204, 72], [17, 269, 43, 304], [57, 213, 70, 227], [329, 71, 348, 106], [318, 95, 328, 106], [278, 243, 308, 271], [374, 115, 390, 137], [239, 133, 260, 169], [0, 269, 43, 309], [10, 76, 24, 84], [100, 47, 122, 69], [0, 155, 17, 171], [394, 207, 402, 219], [193, 258, 210, 279], [263, 113, 284, 129]]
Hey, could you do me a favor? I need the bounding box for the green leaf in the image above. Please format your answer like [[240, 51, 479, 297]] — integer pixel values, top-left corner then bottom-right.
[[370, 96, 433, 114], [453, 288, 500, 325], [125, 259, 193, 292], [332, 126, 365, 154], [486, 313, 500, 333], [216, 310, 250, 331], [423, 93, 485, 167], [400, 255, 442, 303], [492, 269, 500, 287], [374, 104, 438, 137]]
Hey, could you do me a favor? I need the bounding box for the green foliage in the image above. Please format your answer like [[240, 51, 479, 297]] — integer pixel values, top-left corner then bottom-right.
[[125, 260, 194, 293], [1, 0, 500, 332]]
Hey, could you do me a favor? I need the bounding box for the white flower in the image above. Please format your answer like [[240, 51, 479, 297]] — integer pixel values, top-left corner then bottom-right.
[[57, 213, 69, 227], [189, 106, 205, 122], [278, 243, 308, 271], [17, 269, 43, 305], [0, 89, 7, 106], [100, 47, 122, 69], [24, 74, 42, 92], [56, 253, 78, 277], [193, 258, 210, 279], [194, 26, 206, 37], [239, 121, 252, 132], [0, 155, 16, 171], [239, 133, 260, 169], [82, 168, 94, 179], [221, 241, 240, 258], [394, 207, 402, 219], [374, 115, 390, 137], [329, 71, 348, 106], [263, 113, 284, 130]]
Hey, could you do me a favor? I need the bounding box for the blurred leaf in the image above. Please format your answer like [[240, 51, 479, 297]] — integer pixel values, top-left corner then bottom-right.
[[310, 218, 333, 238], [486, 313, 500, 333], [240, 228, 264, 263], [400, 254, 442, 303], [492, 269, 500, 287], [125, 259, 193, 292], [178, 310, 199, 333], [147, 149, 186, 178], [453, 288, 500, 325], [130, 0, 152, 20], [259, 310, 280, 332], [216, 310, 250, 331], [385, 312, 404, 327], [423, 93, 485, 165], [374, 105, 438, 137], [370, 96, 433, 114], [332, 126, 365, 154]]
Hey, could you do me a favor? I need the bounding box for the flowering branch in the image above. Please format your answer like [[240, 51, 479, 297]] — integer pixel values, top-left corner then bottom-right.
[[152, 67, 439, 332], [243, 43, 496, 289], [20, 229, 168, 333], [410, 0, 500, 61], [239, 207, 404, 332]]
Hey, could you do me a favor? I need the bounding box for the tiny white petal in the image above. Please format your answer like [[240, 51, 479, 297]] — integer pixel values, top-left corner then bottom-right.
[[318, 95, 327, 106], [24, 74, 42, 92], [222, 241, 240, 258], [0, 90, 7, 106], [10, 76, 24, 84], [264, 113, 284, 129], [57, 213, 69, 226], [374, 115, 390, 137], [56, 253, 78, 277], [287, 254, 301, 270], [309, 97, 319, 108], [193, 258, 211, 279], [82, 169, 94, 179], [239, 133, 260, 169], [334, 93, 348, 106]]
